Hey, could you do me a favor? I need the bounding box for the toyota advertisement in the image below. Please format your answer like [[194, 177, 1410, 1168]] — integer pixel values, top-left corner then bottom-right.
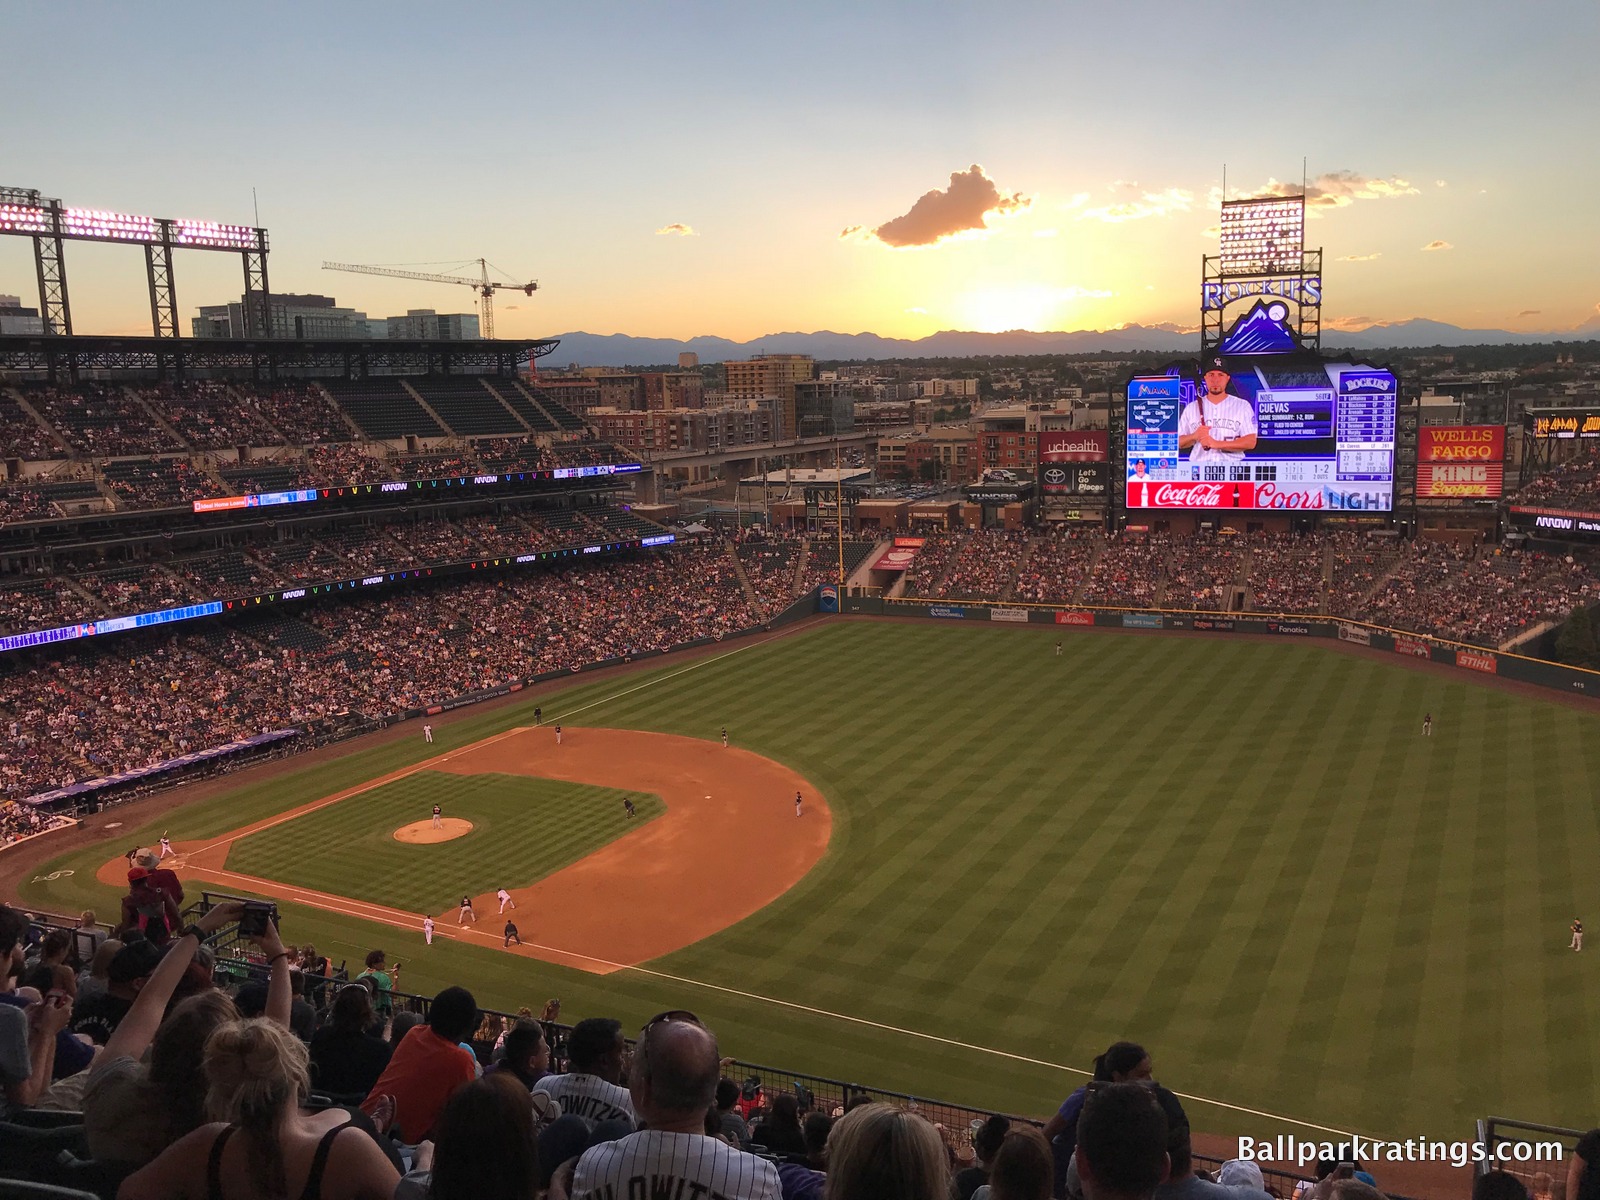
[[1040, 430, 1109, 498], [1124, 362, 1398, 511]]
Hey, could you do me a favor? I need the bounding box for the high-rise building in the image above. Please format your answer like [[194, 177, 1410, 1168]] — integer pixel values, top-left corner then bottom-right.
[[793, 380, 859, 437], [723, 354, 815, 438], [191, 293, 371, 339], [0, 294, 44, 335], [380, 309, 481, 340]]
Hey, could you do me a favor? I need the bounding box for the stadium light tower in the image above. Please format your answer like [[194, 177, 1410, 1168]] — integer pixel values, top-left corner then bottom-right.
[[323, 259, 537, 340]]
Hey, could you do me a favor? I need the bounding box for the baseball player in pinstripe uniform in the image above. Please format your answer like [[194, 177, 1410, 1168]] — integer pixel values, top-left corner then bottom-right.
[[568, 1011, 780, 1200], [531, 1017, 638, 1126]]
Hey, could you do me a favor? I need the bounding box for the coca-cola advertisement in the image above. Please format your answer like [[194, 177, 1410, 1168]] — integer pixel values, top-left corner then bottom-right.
[[1123, 479, 1393, 511]]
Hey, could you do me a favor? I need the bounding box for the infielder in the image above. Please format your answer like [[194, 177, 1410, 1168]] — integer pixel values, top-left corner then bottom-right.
[[721, 726, 728, 748], [794, 791, 803, 818], [423, 723, 433, 744], [1422, 713, 1433, 737], [497, 887, 515, 914], [423, 915, 434, 945], [555, 723, 563, 746], [624, 798, 636, 819], [432, 803, 443, 829], [1178, 356, 1258, 465], [1573, 918, 1584, 952], [458, 895, 477, 924]]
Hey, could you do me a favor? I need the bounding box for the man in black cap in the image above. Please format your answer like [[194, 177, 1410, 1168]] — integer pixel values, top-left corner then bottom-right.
[[1178, 357, 1257, 468]]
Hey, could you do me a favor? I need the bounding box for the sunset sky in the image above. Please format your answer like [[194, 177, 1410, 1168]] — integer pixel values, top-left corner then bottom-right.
[[5, 1, 1597, 343]]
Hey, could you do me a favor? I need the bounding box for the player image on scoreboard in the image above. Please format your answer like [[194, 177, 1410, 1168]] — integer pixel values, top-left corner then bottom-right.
[[1123, 358, 1398, 512]]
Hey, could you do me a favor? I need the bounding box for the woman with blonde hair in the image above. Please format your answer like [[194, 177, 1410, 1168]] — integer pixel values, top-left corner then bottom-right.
[[118, 1018, 399, 1200], [823, 1102, 950, 1200]]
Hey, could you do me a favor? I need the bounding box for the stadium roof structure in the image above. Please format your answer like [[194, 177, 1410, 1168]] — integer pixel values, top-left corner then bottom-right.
[[0, 332, 558, 381], [738, 467, 875, 487]]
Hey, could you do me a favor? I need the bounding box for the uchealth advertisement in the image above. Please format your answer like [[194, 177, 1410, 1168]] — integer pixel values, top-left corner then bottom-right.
[[1124, 479, 1394, 512]]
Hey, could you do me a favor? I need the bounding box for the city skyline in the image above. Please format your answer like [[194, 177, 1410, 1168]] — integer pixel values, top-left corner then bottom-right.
[[5, 1, 1598, 343]]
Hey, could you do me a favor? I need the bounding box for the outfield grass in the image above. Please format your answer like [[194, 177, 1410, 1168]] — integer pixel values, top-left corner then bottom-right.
[[225, 772, 661, 914], [18, 620, 1600, 1139]]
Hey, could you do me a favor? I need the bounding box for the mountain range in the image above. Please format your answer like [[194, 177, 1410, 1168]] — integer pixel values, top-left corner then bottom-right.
[[541, 318, 1599, 367]]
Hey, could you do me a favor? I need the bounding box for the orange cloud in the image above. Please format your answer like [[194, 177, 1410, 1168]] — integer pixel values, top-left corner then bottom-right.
[[1243, 171, 1420, 209], [655, 223, 697, 237], [848, 165, 1030, 248], [1337, 253, 1382, 262], [1421, 240, 1453, 251]]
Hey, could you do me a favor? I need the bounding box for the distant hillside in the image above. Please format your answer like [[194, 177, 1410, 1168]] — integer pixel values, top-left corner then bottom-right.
[[541, 321, 1596, 366]]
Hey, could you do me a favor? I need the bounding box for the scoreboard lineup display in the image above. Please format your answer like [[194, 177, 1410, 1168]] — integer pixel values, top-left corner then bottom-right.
[[1125, 362, 1398, 511]]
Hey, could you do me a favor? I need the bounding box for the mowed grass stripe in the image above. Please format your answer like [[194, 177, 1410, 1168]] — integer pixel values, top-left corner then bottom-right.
[[21, 620, 1600, 1137], [225, 772, 660, 914]]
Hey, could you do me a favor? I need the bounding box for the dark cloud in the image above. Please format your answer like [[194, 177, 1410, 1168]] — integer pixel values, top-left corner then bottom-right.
[[1337, 253, 1381, 262], [1519, 309, 1541, 317], [849, 165, 1030, 248]]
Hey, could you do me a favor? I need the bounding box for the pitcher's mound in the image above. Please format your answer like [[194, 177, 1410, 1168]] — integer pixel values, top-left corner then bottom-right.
[[393, 818, 474, 844]]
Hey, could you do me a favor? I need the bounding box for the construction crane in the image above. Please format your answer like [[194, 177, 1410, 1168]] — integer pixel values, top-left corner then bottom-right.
[[322, 259, 537, 340]]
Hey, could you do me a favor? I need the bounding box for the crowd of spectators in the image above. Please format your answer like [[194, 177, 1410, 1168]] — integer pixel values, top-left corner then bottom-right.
[[249, 384, 354, 445], [1514, 449, 1600, 512], [133, 382, 276, 450], [0, 391, 64, 460], [1012, 530, 1097, 604], [0, 798, 71, 845], [732, 529, 805, 617], [1363, 540, 1599, 646], [1162, 536, 1240, 611], [2, 896, 1447, 1200], [25, 384, 184, 458], [0, 484, 58, 526], [940, 531, 1030, 601], [1246, 534, 1327, 614], [1081, 534, 1167, 608], [903, 532, 966, 596], [0, 543, 760, 799], [101, 458, 218, 509]]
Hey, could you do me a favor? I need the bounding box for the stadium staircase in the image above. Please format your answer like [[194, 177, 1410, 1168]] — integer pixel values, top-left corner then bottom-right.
[[790, 540, 811, 596], [927, 532, 967, 596], [2, 388, 70, 457], [225, 383, 292, 445], [1069, 537, 1104, 605], [487, 380, 561, 436], [129, 387, 190, 450], [1000, 539, 1035, 602], [477, 379, 537, 435], [726, 544, 762, 608], [311, 384, 367, 441], [398, 383, 456, 438], [1319, 543, 1336, 614]]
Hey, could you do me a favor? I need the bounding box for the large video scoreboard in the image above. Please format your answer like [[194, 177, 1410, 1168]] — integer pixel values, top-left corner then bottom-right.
[[1124, 360, 1398, 512]]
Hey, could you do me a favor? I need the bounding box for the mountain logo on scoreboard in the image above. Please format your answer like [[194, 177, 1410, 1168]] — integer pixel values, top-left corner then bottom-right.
[[1218, 299, 1298, 355]]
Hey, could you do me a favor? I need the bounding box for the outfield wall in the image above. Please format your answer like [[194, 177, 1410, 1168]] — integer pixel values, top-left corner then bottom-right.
[[831, 594, 1600, 699]]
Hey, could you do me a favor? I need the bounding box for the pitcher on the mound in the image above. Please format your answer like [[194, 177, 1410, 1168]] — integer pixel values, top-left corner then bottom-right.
[[432, 803, 443, 829]]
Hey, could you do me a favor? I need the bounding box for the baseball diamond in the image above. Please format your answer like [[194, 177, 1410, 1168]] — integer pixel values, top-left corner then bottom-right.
[[12, 618, 1600, 1152]]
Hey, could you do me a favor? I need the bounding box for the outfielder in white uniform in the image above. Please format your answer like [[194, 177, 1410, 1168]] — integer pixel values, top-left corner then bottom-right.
[[423, 915, 434, 945], [497, 887, 514, 914], [423, 724, 433, 743], [569, 1015, 779, 1200], [1178, 357, 1258, 465]]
